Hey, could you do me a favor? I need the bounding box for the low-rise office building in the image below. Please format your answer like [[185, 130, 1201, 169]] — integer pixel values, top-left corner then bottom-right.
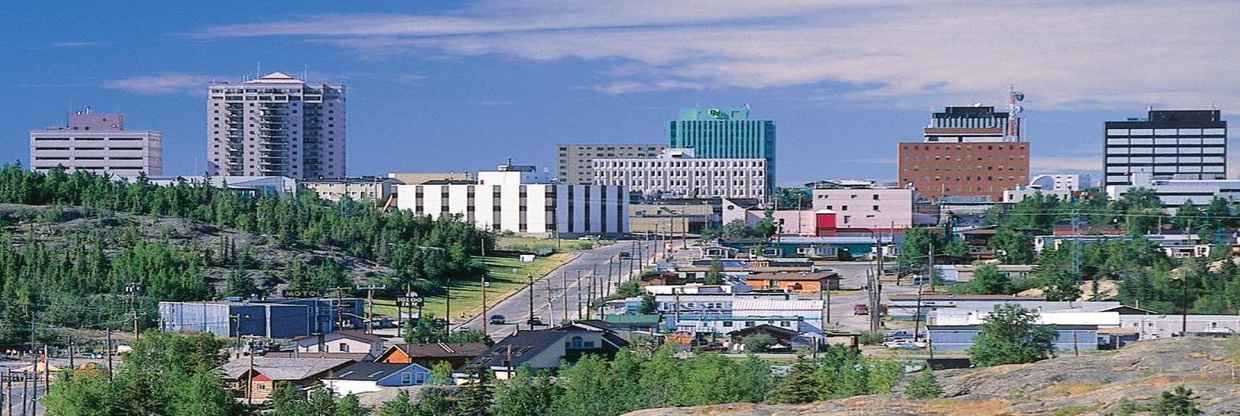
[[30, 108, 163, 177], [810, 186, 916, 230], [1106, 172, 1240, 206], [395, 163, 629, 236], [1034, 233, 1208, 257], [556, 143, 665, 185], [388, 172, 475, 185], [303, 177, 395, 202], [593, 148, 766, 200]]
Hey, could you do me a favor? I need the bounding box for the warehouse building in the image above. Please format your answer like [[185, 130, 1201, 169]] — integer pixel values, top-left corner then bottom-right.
[[159, 298, 364, 339]]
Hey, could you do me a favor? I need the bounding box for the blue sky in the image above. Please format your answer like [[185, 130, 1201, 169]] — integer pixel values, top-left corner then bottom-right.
[[2, 0, 1237, 185]]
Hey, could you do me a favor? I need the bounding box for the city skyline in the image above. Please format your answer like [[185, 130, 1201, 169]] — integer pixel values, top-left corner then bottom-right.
[[3, 1, 1238, 184]]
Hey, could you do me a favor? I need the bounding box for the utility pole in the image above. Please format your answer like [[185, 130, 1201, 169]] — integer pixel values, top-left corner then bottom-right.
[[587, 272, 596, 320], [927, 243, 935, 293], [67, 334, 74, 371], [482, 272, 489, 335], [126, 282, 143, 340], [246, 340, 255, 407], [606, 260, 614, 300], [358, 284, 386, 334], [545, 276, 554, 326], [527, 274, 535, 327], [105, 327, 113, 381], [575, 271, 582, 320], [562, 270, 569, 324]]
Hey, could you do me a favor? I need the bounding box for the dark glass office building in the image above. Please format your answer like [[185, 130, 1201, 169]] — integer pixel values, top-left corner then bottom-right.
[[1103, 110, 1227, 186]]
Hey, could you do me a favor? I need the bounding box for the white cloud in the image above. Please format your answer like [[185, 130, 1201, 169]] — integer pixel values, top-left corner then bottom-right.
[[193, 0, 1240, 108], [1030, 156, 1101, 173], [102, 73, 215, 95]]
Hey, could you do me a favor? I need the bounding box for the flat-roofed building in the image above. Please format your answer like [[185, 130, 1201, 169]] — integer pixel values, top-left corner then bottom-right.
[[303, 177, 395, 202], [1103, 109, 1227, 186], [29, 108, 162, 177], [556, 144, 664, 185], [594, 148, 766, 200]]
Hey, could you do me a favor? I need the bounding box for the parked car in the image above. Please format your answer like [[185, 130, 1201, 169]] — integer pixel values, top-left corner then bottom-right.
[[489, 315, 507, 325], [885, 330, 914, 340], [854, 304, 870, 315], [527, 317, 545, 326], [618, 251, 632, 259]]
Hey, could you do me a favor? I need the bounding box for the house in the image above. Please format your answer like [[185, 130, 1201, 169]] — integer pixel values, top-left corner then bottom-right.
[[261, 351, 372, 362], [320, 362, 433, 396], [374, 342, 490, 370], [932, 264, 1035, 283], [745, 271, 841, 293], [468, 323, 628, 380], [292, 330, 386, 357], [220, 357, 354, 402]]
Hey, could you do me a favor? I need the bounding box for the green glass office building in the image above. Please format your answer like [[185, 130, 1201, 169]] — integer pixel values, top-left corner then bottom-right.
[[669, 107, 776, 193]]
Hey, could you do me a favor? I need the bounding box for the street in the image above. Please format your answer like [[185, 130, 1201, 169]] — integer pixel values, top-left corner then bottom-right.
[[820, 261, 922, 333], [457, 238, 693, 339]]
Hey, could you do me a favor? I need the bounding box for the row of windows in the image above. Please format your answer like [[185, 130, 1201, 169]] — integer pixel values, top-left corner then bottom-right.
[[908, 176, 1024, 182], [595, 170, 762, 177], [902, 144, 1026, 151], [904, 155, 1025, 161], [904, 166, 1024, 172], [1105, 128, 1226, 136], [594, 160, 764, 168]]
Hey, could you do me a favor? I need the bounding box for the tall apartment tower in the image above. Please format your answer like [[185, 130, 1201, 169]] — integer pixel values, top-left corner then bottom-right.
[[898, 106, 1030, 202], [669, 107, 775, 194], [29, 108, 163, 177], [207, 72, 345, 179], [1103, 110, 1227, 186], [555, 143, 665, 184]]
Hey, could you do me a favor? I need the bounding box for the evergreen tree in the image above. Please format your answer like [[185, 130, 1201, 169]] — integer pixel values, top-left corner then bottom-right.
[[455, 365, 494, 416], [1155, 385, 1202, 416], [377, 390, 416, 416], [767, 357, 818, 404], [491, 367, 558, 416]]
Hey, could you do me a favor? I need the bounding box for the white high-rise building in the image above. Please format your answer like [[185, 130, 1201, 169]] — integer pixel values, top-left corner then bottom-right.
[[29, 108, 163, 177], [207, 72, 345, 179]]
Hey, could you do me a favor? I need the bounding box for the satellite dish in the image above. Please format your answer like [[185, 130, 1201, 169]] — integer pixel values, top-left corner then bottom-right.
[[1013, 92, 1025, 101]]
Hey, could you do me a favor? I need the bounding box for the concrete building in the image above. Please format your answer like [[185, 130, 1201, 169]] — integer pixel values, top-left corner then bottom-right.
[[593, 148, 766, 200], [1103, 109, 1227, 186], [1002, 185, 1073, 203], [207, 72, 345, 179], [1119, 314, 1240, 339], [556, 144, 665, 185], [886, 294, 1122, 321], [928, 309, 1119, 353], [669, 107, 776, 193], [898, 106, 1030, 202], [1030, 174, 1087, 192], [629, 202, 716, 235], [29, 108, 163, 177], [1033, 234, 1207, 257], [810, 187, 916, 230], [158, 298, 364, 339], [1106, 172, 1240, 206], [303, 177, 395, 202], [395, 164, 629, 236]]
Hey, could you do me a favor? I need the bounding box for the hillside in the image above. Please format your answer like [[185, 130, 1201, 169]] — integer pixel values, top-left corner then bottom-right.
[[625, 338, 1240, 416], [0, 203, 391, 292]]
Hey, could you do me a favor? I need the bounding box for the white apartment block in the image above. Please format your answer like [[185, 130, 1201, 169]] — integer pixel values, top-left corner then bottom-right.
[[592, 148, 766, 200], [557, 144, 665, 185], [811, 187, 914, 229], [303, 177, 395, 202], [395, 165, 629, 235], [207, 72, 345, 180], [29, 109, 162, 177]]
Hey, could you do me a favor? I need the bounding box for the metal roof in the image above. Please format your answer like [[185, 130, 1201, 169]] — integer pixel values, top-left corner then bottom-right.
[[220, 357, 352, 381]]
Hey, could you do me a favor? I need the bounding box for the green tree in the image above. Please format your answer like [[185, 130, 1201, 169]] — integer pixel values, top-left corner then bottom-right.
[[942, 238, 969, 261], [968, 304, 1056, 367], [414, 388, 456, 416], [639, 345, 682, 408], [168, 369, 243, 416], [455, 365, 494, 416], [904, 369, 943, 399], [337, 394, 370, 416], [704, 261, 724, 285], [898, 228, 935, 269], [378, 390, 417, 416], [429, 360, 455, 385], [638, 294, 656, 315], [962, 264, 1010, 295], [553, 355, 615, 415], [1043, 270, 1082, 302], [990, 226, 1034, 264], [492, 367, 558, 416], [1154, 385, 1202, 416], [44, 369, 123, 416], [767, 357, 818, 404]]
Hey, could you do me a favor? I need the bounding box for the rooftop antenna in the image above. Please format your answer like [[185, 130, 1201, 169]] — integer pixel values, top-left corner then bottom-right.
[[256, 61, 261, 79], [1007, 85, 1025, 142], [303, 64, 309, 82]]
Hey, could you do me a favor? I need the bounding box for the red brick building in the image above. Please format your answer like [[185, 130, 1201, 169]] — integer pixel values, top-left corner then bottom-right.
[[898, 141, 1030, 202]]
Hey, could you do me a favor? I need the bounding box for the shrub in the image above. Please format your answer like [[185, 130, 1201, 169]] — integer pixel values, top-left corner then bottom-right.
[[905, 369, 943, 399], [858, 331, 885, 346]]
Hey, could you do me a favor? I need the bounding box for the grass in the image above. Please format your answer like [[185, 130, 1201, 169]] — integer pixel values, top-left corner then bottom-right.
[[372, 253, 575, 324], [496, 235, 601, 254], [1045, 381, 1104, 397], [1052, 404, 1094, 416]]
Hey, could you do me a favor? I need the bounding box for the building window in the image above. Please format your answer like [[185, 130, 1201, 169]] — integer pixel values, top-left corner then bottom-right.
[[338, 343, 349, 352]]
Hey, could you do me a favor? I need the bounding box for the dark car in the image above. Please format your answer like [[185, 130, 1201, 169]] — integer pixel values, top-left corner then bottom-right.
[[489, 314, 506, 325], [527, 317, 545, 326]]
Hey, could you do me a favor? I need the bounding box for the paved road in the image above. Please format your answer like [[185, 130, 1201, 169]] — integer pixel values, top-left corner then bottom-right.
[[820, 261, 923, 333], [1, 360, 52, 416], [458, 238, 693, 339]]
